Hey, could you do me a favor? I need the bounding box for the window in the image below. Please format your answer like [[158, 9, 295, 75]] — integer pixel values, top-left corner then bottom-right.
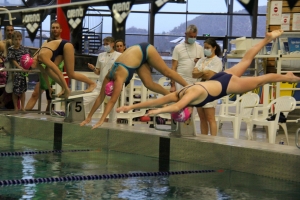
[[187, 14, 228, 37], [155, 14, 186, 35], [188, 0, 227, 13], [158, 2, 187, 12], [126, 13, 149, 32], [231, 16, 252, 37]]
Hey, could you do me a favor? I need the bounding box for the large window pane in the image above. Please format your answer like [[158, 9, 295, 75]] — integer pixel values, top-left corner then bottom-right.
[[0, 0, 24, 6], [188, 0, 227, 13], [187, 15, 227, 37], [91, 6, 110, 11], [231, 16, 252, 37], [126, 13, 149, 32], [126, 35, 148, 47], [233, 0, 248, 13], [258, 0, 268, 14], [154, 35, 183, 55], [257, 16, 267, 37], [131, 3, 149, 11], [155, 14, 186, 35], [158, 2, 187, 12], [101, 16, 112, 34], [83, 15, 105, 33]]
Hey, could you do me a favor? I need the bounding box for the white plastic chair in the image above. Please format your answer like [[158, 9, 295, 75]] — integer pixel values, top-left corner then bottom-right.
[[117, 74, 147, 126], [217, 92, 260, 139], [247, 96, 296, 145], [153, 76, 172, 121]]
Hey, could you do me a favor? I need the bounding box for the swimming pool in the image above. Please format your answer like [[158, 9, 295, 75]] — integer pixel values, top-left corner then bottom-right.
[[0, 134, 300, 199]]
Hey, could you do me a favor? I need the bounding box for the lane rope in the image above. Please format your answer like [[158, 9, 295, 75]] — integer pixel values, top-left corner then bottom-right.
[[0, 149, 91, 157], [0, 169, 224, 186]]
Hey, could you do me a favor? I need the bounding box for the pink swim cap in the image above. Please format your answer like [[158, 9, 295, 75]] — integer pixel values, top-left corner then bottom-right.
[[20, 54, 33, 70], [105, 81, 114, 96], [171, 107, 191, 122]]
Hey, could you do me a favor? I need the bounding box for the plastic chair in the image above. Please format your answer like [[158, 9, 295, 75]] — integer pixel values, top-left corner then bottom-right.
[[247, 96, 296, 145], [217, 92, 260, 139], [117, 74, 147, 126]]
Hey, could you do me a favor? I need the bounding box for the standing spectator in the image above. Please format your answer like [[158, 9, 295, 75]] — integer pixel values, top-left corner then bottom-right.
[[192, 38, 223, 136], [83, 36, 121, 122], [2, 25, 14, 57], [7, 31, 29, 111], [0, 39, 14, 109], [170, 24, 204, 132], [170, 24, 204, 91], [0, 25, 15, 109], [115, 39, 126, 53], [25, 21, 63, 112]]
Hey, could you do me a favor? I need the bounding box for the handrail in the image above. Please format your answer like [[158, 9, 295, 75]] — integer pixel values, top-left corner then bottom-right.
[[0, 8, 13, 25], [0, 68, 40, 73]]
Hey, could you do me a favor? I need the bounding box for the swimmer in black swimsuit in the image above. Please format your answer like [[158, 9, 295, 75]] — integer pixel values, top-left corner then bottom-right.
[[28, 40, 97, 98], [80, 42, 189, 129], [116, 29, 300, 117]]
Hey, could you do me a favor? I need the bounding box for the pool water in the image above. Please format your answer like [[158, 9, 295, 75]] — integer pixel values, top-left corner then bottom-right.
[[0, 134, 300, 199]]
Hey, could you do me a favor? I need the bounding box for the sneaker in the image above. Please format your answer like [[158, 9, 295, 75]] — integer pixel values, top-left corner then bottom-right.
[[52, 110, 66, 116]]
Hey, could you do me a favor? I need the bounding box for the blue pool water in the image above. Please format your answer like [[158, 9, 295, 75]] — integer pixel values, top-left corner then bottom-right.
[[0, 134, 300, 199]]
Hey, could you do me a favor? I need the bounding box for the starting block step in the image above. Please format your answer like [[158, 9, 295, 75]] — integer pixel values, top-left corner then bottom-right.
[[50, 91, 87, 123]]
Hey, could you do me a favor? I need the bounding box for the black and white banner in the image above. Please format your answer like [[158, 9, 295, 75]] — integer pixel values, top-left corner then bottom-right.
[[107, 0, 135, 32], [22, 10, 44, 42], [238, 0, 255, 15], [287, 0, 299, 10], [62, 5, 87, 33]]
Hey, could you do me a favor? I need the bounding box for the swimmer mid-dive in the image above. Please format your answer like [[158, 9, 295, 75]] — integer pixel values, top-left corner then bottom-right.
[[80, 42, 189, 129], [116, 29, 300, 121]]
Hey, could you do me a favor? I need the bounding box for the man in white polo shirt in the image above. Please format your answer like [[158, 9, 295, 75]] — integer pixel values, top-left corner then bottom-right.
[[170, 24, 204, 92]]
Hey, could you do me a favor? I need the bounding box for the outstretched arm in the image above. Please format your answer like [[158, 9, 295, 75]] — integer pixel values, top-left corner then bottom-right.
[[91, 78, 123, 129], [80, 77, 111, 127], [145, 92, 197, 116], [116, 92, 178, 113]]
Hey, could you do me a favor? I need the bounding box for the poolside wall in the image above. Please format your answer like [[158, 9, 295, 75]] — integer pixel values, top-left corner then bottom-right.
[[1, 114, 300, 182]]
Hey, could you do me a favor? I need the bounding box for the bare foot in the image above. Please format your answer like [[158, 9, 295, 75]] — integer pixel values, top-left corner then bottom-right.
[[266, 29, 283, 42], [84, 82, 97, 93], [285, 72, 300, 82], [55, 88, 71, 99], [62, 88, 71, 99], [56, 89, 65, 97]]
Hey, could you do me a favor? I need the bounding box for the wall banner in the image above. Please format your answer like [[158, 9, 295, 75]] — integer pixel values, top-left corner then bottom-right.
[[21, 10, 44, 42], [62, 5, 88, 33], [107, 0, 136, 32]]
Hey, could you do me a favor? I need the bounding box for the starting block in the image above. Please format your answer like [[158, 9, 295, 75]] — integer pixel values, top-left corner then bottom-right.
[[50, 91, 86, 123], [153, 114, 197, 137]]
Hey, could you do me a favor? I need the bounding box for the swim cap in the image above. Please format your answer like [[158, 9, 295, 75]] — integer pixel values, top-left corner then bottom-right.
[[171, 107, 191, 122], [105, 81, 114, 96], [20, 54, 33, 70]]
